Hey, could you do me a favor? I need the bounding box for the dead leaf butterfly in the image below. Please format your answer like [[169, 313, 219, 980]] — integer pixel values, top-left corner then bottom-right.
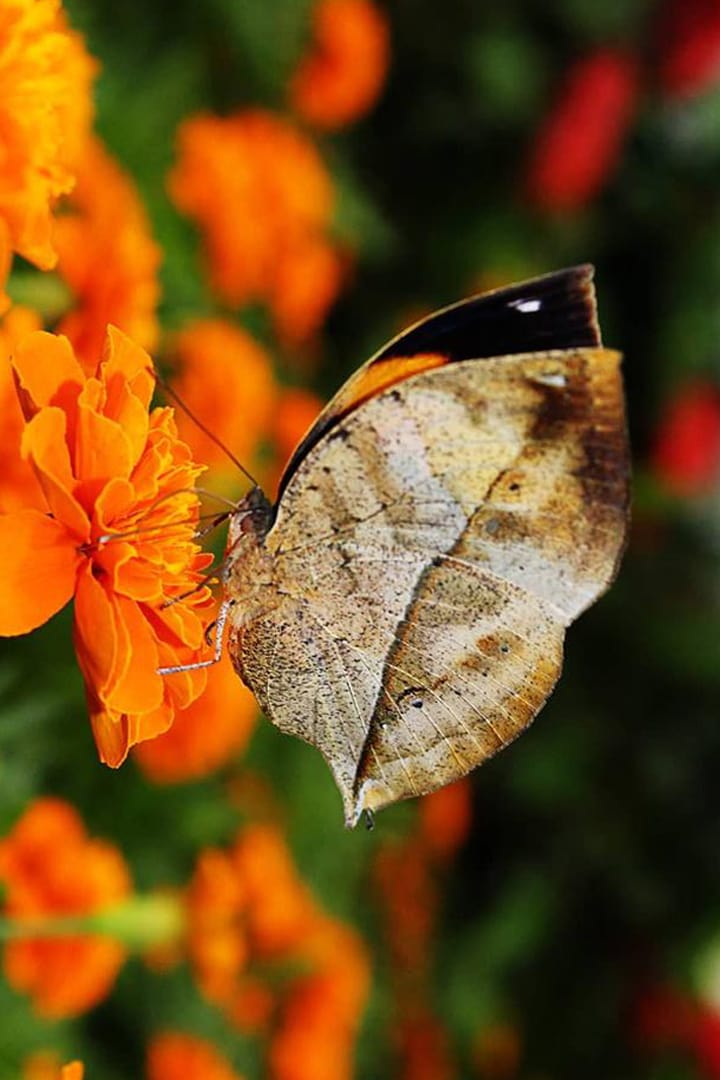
[[210, 266, 628, 826]]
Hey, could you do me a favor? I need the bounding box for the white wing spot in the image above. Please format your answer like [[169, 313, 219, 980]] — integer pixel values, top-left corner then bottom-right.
[[509, 297, 542, 313], [533, 371, 567, 388]]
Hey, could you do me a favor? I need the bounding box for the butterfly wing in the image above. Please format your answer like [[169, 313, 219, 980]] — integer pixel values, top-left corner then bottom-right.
[[278, 264, 601, 498], [228, 269, 629, 825]]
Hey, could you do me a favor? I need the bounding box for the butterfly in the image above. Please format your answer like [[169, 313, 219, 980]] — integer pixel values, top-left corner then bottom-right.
[[219, 266, 629, 826]]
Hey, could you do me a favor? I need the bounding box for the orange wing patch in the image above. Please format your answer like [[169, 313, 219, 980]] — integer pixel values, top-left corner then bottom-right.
[[330, 353, 450, 415]]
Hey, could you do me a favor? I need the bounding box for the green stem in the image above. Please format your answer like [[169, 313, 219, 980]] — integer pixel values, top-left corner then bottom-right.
[[0, 892, 185, 951], [6, 271, 73, 321]]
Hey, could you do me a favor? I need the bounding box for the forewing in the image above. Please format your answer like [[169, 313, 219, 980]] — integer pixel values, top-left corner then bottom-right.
[[278, 264, 600, 499], [235, 347, 628, 825]]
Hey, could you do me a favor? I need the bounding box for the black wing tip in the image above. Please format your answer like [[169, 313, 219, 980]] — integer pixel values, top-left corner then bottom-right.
[[376, 263, 602, 364], [492, 263, 601, 349]]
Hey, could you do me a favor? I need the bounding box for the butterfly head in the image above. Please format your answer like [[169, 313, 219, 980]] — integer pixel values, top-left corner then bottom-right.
[[226, 486, 274, 552]]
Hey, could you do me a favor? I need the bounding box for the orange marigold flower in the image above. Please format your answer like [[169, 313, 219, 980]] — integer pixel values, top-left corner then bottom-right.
[[54, 135, 162, 372], [0, 798, 131, 1018], [524, 50, 639, 212], [134, 654, 257, 783], [168, 319, 276, 478], [289, 0, 390, 130], [0, 306, 45, 513], [0, 0, 97, 304], [0, 326, 214, 766], [168, 110, 342, 342], [269, 917, 371, 1080], [186, 825, 314, 1011], [186, 824, 370, 1073], [147, 1032, 246, 1080]]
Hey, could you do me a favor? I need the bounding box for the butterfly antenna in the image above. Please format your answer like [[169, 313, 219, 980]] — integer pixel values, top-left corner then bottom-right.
[[149, 363, 260, 489]]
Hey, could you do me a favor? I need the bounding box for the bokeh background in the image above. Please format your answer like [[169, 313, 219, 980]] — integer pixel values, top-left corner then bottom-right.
[[2, 0, 720, 1077]]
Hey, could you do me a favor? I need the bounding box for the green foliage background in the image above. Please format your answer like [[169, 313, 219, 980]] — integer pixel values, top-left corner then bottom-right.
[[2, 0, 720, 1077]]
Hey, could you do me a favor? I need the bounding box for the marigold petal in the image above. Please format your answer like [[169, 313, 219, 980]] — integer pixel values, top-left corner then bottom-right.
[[74, 565, 129, 704], [75, 383, 133, 483], [0, 221, 10, 314], [103, 596, 162, 714], [125, 698, 174, 747], [75, 571, 163, 716], [89, 704, 130, 768], [101, 325, 154, 409], [0, 510, 79, 635], [22, 408, 89, 538], [12, 332, 84, 417]]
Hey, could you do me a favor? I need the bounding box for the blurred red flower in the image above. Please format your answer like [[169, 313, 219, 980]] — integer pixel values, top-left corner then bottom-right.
[[657, 0, 720, 98], [651, 381, 720, 495], [695, 1009, 720, 1079], [524, 50, 639, 212]]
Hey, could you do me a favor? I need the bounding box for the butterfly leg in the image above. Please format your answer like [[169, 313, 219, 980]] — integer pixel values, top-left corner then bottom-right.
[[157, 599, 234, 675]]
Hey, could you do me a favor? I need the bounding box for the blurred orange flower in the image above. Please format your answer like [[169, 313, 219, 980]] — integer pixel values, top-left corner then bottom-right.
[[374, 790, 471, 1080], [268, 385, 323, 497], [134, 654, 257, 783], [524, 50, 639, 212], [272, 387, 323, 469], [168, 110, 344, 344], [290, 0, 390, 130], [0, 799, 131, 1017], [270, 234, 346, 349], [269, 917, 370, 1080], [147, 1032, 245, 1080], [651, 381, 720, 496], [186, 824, 370, 1075], [0, 0, 97, 305], [168, 319, 276, 480], [0, 306, 44, 512], [0, 326, 214, 765], [418, 779, 472, 863], [54, 135, 162, 372], [23, 1056, 84, 1080]]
